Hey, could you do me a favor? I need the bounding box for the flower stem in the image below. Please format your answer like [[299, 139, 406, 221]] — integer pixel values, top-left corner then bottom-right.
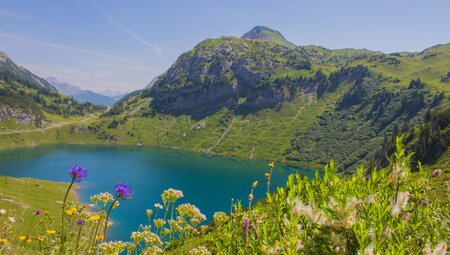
[[89, 219, 102, 250], [394, 173, 400, 204], [60, 178, 75, 254], [75, 225, 82, 253], [170, 202, 175, 220], [103, 196, 120, 240], [267, 166, 274, 194], [25, 215, 36, 237]]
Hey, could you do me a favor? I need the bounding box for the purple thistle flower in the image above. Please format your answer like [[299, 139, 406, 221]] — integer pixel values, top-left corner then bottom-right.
[[35, 209, 41, 215], [77, 219, 84, 225], [68, 164, 88, 182], [242, 217, 249, 242], [114, 183, 133, 198]]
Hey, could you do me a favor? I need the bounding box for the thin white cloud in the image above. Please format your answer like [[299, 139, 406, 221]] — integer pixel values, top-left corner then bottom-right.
[[0, 8, 34, 20], [22, 61, 165, 92], [0, 31, 142, 65], [94, 1, 165, 61]]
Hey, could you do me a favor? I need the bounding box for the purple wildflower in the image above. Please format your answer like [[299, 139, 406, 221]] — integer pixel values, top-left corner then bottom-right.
[[364, 174, 370, 180], [421, 198, 428, 206], [401, 212, 410, 223], [114, 183, 133, 198], [432, 169, 442, 177], [242, 217, 249, 242], [77, 219, 84, 225], [68, 164, 88, 182], [35, 210, 41, 216]]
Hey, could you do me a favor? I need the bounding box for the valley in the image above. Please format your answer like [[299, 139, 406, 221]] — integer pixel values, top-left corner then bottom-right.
[[1, 27, 448, 173], [0, 2, 449, 252]]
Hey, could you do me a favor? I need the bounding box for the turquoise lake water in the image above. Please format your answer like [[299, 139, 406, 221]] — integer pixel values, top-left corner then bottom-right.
[[0, 144, 314, 240]]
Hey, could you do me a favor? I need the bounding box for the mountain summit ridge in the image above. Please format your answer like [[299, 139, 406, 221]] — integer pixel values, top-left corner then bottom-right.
[[241, 25, 296, 48]]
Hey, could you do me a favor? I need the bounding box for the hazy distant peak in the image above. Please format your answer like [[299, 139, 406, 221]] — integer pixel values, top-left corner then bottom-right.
[[45, 77, 119, 106], [46, 77, 83, 95], [241, 25, 296, 48], [100, 89, 127, 98], [0, 51, 9, 62]]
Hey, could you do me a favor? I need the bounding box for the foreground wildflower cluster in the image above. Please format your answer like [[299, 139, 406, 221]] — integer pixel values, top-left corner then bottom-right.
[[0, 137, 448, 254], [192, 137, 449, 254]]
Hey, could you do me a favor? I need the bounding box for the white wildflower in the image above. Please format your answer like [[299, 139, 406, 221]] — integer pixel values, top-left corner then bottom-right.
[[424, 242, 448, 255], [161, 188, 184, 203], [391, 191, 410, 217], [90, 192, 114, 207], [364, 243, 374, 255], [188, 246, 211, 255], [213, 212, 229, 225]]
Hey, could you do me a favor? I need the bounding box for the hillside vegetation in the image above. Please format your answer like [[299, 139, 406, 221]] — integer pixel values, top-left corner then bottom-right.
[[99, 31, 449, 172], [0, 28, 448, 173], [0, 52, 105, 131]]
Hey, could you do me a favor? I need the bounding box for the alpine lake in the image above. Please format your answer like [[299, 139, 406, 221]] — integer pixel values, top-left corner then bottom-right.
[[0, 144, 314, 240]]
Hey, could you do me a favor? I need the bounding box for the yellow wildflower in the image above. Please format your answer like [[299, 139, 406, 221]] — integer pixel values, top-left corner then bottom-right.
[[65, 209, 73, 216], [248, 193, 254, 201], [44, 210, 49, 215], [70, 207, 77, 213], [252, 180, 258, 188], [26, 238, 32, 243], [268, 162, 275, 168], [265, 173, 270, 180], [0, 238, 8, 245], [19, 236, 27, 241], [47, 229, 56, 235], [37, 236, 45, 242], [96, 235, 104, 241], [91, 215, 101, 221]]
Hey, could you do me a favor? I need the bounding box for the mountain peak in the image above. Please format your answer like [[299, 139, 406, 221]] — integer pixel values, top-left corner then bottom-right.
[[241, 26, 295, 48], [0, 51, 11, 63]]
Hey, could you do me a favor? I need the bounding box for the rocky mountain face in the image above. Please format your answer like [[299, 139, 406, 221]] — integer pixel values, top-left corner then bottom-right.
[[104, 27, 449, 171], [241, 25, 296, 48], [144, 36, 312, 118], [46, 77, 117, 106], [0, 106, 40, 126]]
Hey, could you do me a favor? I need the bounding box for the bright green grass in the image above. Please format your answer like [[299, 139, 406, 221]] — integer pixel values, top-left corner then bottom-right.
[[0, 176, 78, 233]]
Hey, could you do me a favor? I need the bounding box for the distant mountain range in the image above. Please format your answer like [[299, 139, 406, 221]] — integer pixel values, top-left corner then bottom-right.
[[0, 51, 104, 126], [45, 77, 125, 106]]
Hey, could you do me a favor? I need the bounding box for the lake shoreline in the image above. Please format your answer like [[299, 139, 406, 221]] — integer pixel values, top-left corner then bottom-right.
[[0, 139, 322, 172], [0, 144, 316, 240]]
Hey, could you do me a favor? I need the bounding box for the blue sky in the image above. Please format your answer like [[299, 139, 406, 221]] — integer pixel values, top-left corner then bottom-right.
[[1, 0, 449, 93]]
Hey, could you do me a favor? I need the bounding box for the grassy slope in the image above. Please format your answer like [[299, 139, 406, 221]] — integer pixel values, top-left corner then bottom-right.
[[0, 176, 78, 233], [0, 89, 340, 169], [0, 44, 448, 170], [349, 43, 450, 92]]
